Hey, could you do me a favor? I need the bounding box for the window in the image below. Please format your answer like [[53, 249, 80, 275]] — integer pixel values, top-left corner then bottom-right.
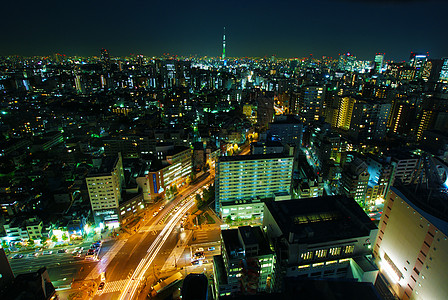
[[301, 251, 313, 260], [344, 245, 354, 254], [315, 249, 327, 259], [329, 247, 341, 256]]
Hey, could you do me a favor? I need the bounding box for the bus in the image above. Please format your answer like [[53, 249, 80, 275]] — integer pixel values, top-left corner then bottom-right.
[[150, 272, 183, 296]]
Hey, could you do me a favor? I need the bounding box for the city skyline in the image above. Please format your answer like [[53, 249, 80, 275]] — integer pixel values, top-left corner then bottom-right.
[[2, 0, 447, 61]]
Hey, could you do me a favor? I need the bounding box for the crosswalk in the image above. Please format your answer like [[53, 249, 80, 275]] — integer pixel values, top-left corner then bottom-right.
[[85, 239, 127, 280], [94, 279, 130, 295], [194, 231, 209, 243], [160, 230, 193, 272]]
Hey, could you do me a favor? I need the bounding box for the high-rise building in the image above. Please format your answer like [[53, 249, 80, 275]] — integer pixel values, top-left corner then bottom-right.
[[296, 86, 325, 125], [409, 52, 428, 79], [349, 100, 391, 141], [86, 154, 124, 226], [374, 53, 385, 74], [267, 115, 303, 146], [213, 226, 277, 297], [215, 154, 293, 216], [416, 109, 436, 141], [388, 99, 417, 136], [256, 94, 275, 127], [439, 57, 448, 83], [339, 156, 370, 207], [336, 96, 356, 131]]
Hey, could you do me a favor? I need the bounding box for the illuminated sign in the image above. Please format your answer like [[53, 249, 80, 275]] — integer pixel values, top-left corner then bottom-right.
[[153, 174, 158, 194]]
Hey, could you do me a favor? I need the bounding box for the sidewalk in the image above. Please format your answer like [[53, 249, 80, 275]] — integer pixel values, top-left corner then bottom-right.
[[160, 230, 193, 273]]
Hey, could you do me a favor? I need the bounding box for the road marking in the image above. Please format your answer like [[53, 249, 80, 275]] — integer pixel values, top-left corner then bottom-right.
[[85, 240, 127, 280], [94, 279, 130, 295]]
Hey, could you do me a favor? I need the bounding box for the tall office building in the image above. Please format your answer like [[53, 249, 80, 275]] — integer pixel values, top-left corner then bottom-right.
[[296, 86, 325, 125], [409, 52, 428, 79], [86, 154, 124, 226], [215, 154, 293, 216], [388, 100, 417, 136], [374, 53, 385, 74], [267, 115, 303, 146], [349, 100, 391, 141], [439, 57, 448, 83]]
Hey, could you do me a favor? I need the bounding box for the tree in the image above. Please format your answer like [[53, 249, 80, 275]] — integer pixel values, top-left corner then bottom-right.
[[62, 233, 68, 241], [195, 194, 202, 208], [225, 215, 232, 225], [52, 235, 58, 243], [28, 238, 34, 246]]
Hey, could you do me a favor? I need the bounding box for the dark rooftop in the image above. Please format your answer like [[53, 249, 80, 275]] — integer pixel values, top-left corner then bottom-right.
[[220, 279, 381, 300], [222, 226, 273, 259], [265, 195, 377, 244], [87, 155, 120, 177], [219, 153, 292, 162], [392, 185, 448, 235]]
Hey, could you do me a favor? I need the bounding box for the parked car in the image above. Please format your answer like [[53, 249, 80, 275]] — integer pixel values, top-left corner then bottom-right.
[[42, 251, 53, 255], [57, 249, 67, 253], [207, 247, 215, 251], [98, 282, 105, 290]]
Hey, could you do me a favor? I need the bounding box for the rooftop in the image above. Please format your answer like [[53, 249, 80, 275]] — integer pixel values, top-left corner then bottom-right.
[[221, 226, 273, 259], [87, 155, 120, 177], [219, 153, 292, 163], [392, 184, 448, 235], [265, 195, 377, 244]]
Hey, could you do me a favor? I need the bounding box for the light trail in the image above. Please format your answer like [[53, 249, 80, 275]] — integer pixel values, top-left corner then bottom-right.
[[119, 178, 213, 300]]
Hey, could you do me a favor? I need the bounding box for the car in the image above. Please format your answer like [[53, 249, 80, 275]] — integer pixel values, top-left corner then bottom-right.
[[207, 247, 215, 251], [72, 247, 80, 253], [98, 282, 105, 290], [191, 260, 200, 265], [153, 211, 158, 217], [27, 253, 37, 258], [196, 248, 204, 252], [57, 249, 67, 253], [42, 251, 53, 255], [11, 254, 24, 259]]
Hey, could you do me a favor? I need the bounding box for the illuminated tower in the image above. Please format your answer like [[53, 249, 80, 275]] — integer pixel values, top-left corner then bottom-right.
[[222, 27, 226, 60], [374, 53, 384, 74]]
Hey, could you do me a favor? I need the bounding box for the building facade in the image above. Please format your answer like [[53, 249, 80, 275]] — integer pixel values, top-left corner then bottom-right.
[[374, 185, 448, 300], [86, 154, 124, 227], [263, 196, 378, 284], [215, 154, 293, 217]]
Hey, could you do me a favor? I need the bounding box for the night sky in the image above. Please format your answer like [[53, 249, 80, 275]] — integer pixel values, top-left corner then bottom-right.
[[2, 0, 447, 61]]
